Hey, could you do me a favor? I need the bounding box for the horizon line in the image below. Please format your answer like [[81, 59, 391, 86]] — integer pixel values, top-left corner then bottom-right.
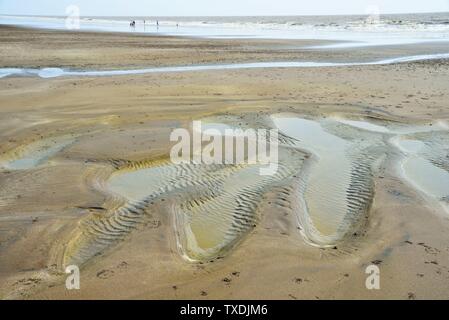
[[1, 10, 449, 18]]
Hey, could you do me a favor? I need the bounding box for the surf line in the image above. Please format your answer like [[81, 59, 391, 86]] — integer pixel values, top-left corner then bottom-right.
[[1, 53, 449, 79]]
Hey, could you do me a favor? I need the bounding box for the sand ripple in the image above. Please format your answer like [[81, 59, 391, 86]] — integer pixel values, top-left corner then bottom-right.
[[4, 115, 445, 266], [272, 116, 386, 246], [64, 145, 306, 265]]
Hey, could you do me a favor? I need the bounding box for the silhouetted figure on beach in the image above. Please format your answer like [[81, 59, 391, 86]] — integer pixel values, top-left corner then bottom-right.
[[130, 20, 135, 27]]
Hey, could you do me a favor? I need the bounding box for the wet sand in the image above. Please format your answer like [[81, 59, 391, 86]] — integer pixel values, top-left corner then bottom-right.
[[1, 25, 449, 299]]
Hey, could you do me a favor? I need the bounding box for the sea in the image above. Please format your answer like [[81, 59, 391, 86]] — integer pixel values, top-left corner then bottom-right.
[[1, 12, 449, 47]]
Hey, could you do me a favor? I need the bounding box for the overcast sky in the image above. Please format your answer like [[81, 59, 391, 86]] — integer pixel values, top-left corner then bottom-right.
[[1, 0, 449, 16]]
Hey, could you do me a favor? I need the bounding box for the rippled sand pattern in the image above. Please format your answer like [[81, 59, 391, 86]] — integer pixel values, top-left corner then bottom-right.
[[273, 116, 386, 246], [332, 117, 449, 213], [64, 115, 449, 265], [0, 135, 76, 170], [174, 149, 304, 261], [4, 115, 446, 267], [392, 130, 449, 213], [64, 146, 306, 265]]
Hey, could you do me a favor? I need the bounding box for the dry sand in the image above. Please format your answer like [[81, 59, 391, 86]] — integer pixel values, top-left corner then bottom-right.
[[1, 25, 449, 299]]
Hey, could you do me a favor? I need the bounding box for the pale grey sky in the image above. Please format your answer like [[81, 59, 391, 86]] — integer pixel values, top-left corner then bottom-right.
[[1, 0, 449, 16]]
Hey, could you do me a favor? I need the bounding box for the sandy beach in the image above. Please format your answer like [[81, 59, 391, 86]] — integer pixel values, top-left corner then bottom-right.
[[1, 24, 449, 300]]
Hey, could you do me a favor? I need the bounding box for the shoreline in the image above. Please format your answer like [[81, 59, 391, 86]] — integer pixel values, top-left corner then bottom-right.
[[2, 12, 449, 47]]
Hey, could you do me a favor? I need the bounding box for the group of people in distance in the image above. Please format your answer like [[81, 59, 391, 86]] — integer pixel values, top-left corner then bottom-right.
[[130, 20, 165, 27], [129, 20, 180, 28]]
